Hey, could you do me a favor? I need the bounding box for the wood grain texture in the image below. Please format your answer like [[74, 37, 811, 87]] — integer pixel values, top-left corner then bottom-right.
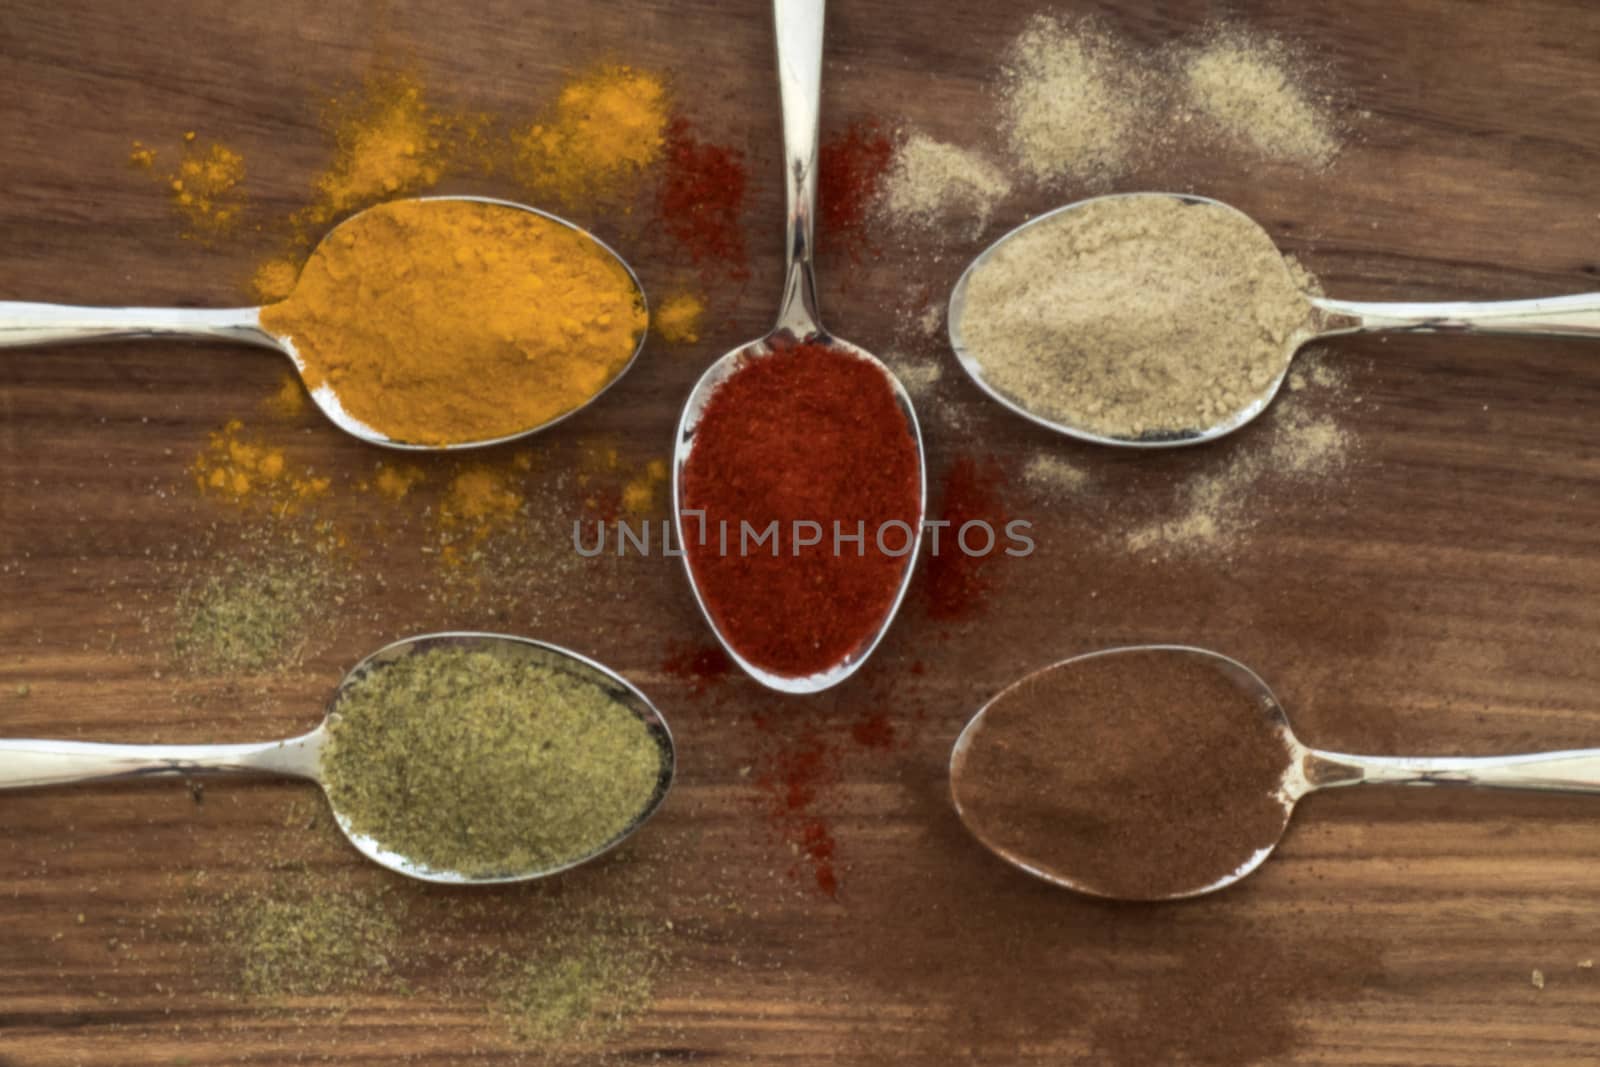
[[4, 0, 1600, 1063]]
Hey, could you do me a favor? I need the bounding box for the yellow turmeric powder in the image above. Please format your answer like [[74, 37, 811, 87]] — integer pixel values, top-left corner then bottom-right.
[[192, 419, 330, 512], [517, 65, 669, 208], [259, 198, 646, 447]]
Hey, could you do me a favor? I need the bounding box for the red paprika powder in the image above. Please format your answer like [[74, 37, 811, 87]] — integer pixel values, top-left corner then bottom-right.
[[657, 117, 749, 276], [924, 454, 1009, 621], [680, 342, 921, 677], [818, 118, 892, 259]]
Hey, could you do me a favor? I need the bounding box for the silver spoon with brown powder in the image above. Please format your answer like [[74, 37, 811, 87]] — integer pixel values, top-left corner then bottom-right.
[[949, 192, 1600, 448], [0, 633, 674, 884], [951, 645, 1600, 901]]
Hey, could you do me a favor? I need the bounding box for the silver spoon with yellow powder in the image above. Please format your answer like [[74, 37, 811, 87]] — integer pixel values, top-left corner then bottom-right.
[[0, 196, 648, 449], [950, 192, 1600, 448], [0, 633, 675, 884]]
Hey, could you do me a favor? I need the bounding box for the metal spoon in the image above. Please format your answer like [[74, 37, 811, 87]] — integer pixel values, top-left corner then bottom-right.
[[0, 195, 647, 451], [949, 191, 1600, 448], [670, 0, 926, 695], [952, 644, 1600, 900], [0, 632, 674, 885]]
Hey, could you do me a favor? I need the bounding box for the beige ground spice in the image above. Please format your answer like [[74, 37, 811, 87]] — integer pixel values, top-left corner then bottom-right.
[[959, 194, 1316, 440], [878, 132, 1012, 236], [1180, 30, 1341, 168], [999, 15, 1147, 187]]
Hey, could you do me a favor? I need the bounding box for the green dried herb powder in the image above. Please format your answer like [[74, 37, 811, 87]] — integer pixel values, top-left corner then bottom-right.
[[173, 560, 315, 674], [321, 646, 663, 877], [229, 884, 402, 997]]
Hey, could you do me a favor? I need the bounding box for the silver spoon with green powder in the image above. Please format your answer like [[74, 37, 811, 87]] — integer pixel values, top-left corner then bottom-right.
[[949, 191, 1600, 448], [0, 633, 674, 884]]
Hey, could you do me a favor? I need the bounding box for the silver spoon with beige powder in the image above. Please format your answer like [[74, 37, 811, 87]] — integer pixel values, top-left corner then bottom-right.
[[949, 192, 1600, 448]]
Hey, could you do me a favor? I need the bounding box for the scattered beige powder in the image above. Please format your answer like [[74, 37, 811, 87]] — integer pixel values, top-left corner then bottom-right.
[[1533, 970, 1546, 990], [1000, 16, 1147, 187], [879, 131, 1012, 236], [960, 194, 1316, 441], [887, 354, 944, 399], [1023, 453, 1089, 495], [1181, 30, 1340, 168], [1124, 393, 1352, 556], [916, 305, 943, 338]]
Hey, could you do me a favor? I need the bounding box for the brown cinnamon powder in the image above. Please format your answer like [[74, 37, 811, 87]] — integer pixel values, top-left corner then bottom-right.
[[952, 647, 1294, 900]]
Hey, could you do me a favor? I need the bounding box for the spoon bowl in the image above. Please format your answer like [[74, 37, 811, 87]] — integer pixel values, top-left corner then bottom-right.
[[0, 195, 648, 451], [949, 191, 1600, 448], [953, 644, 1600, 900], [0, 632, 675, 885], [671, 0, 926, 694]]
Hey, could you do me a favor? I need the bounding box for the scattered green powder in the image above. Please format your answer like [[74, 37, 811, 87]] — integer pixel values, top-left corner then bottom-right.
[[227, 882, 403, 997], [173, 558, 322, 674], [494, 905, 663, 1045], [322, 644, 664, 877]]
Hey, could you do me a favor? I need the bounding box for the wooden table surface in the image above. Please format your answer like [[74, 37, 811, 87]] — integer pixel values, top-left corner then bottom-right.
[[5, 1, 1600, 1063]]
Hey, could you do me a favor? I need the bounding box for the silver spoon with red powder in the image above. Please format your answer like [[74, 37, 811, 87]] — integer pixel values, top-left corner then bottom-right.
[[671, 0, 926, 694]]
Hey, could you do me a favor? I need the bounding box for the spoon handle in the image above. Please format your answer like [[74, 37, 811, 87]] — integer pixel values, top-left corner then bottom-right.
[[0, 302, 276, 349], [1304, 746, 1600, 793], [772, 0, 825, 338], [1311, 292, 1600, 339], [0, 734, 320, 790]]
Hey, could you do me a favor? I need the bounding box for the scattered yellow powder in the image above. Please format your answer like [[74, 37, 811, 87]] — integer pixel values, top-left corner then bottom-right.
[[1180, 30, 1341, 168], [303, 70, 453, 227], [262, 374, 308, 418], [622, 458, 669, 515], [372, 463, 426, 500], [141, 136, 245, 236], [655, 292, 704, 344], [252, 258, 300, 304], [192, 420, 330, 512], [516, 64, 669, 208], [441, 467, 524, 533]]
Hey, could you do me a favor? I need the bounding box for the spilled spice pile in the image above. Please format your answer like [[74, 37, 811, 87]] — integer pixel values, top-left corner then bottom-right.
[[959, 194, 1315, 440], [226, 880, 403, 997], [924, 455, 1010, 622], [129, 132, 246, 237], [516, 64, 670, 208], [192, 419, 331, 512], [1125, 358, 1355, 556], [493, 900, 665, 1044], [818, 118, 893, 259], [877, 131, 1012, 238], [1000, 15, 1146, 187], [657, 118, 749, 276], [1181, 28, 1341, 168], [172, 551, 332, 675], [953, 647, 1294, 900], [323, 642, 664, 877], [654, 291, 705, 344]]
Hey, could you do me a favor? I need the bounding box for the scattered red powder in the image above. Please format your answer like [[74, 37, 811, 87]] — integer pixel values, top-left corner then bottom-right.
[[850, 711, 895, 750], [657, 117, 749, 276], [924, 455, 1010, 622], [818, 118, 892, 260], [800, 818, 838, 896], [660, 642, 733, 696]]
